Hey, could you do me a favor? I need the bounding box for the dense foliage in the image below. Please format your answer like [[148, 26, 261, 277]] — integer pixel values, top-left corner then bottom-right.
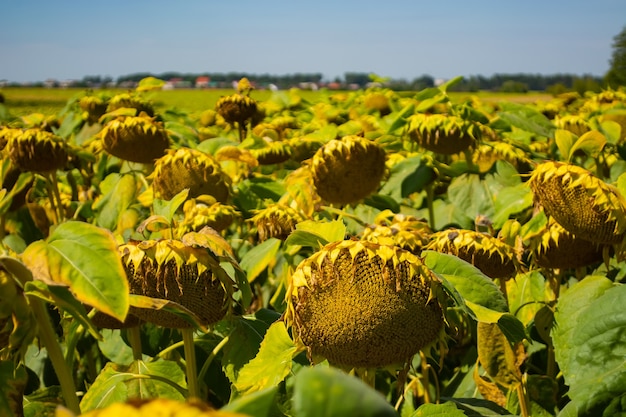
[[0, 77, 625, 417]]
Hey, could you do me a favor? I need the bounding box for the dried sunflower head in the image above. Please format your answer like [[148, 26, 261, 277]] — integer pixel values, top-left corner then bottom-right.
[[425, 229, 520, 279], [79, 95, 108, 124], [361, 210, 432, 254], [120, 232, 237, 329], [473, 141, 532, 173], [309, 135, 386, 205], [285, 239, 444, 369], [527, 216, 606, 270], [553, 114, 591, 137], [100, 115, 170, 163], [0, 269, 37, 362], [8, 128, 67, 173], [106, 93, 155, 116], [215, 94, 258, 127], [250, 139, 292, 165], [407, 113, 481, 155], [250, 203, 306, 241], [178, 198, 240, 234], [151, 148, 230, 203], [528, 161, 626, 244]]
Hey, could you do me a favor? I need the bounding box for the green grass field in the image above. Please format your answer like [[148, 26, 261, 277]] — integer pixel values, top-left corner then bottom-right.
[[0, 87, 554, 118]]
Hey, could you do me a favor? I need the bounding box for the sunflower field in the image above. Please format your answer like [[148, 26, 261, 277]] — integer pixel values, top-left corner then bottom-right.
[[1, 76, 626, 417]]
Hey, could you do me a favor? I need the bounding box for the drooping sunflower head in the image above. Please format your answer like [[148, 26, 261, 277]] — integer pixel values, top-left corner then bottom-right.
[[309, 135, 387, 205], [362, 92, 392, 116], [151, 148, 230, 203], [0, 126, 21, 151], [99, 115, 170, 164], [285, 239, 445, 369], [407, 113, 481, 155], [178, 198, 240, 234], [79, 94, 109, 124], [0, 269, 38, 362], [106, 93, 155, 116], [361, 210, 432, 254], [8, 128, 68, 173], [473, 141, 532, 173], [120, 232, 237, 329], [528, 161, 626, 244], [249, 139, 292, 165], [553, 114, 591, 137], [425, 229, 520, 279], [526, 215, 606, 270], [249, 203, 306, 241], [215, 94, 258, 127]]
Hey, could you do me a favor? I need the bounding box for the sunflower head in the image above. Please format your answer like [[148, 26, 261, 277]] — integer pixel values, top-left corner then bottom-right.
[[215, 94, 258, 126], [553, 114, 591, 137], [526, 216, 606, 270], [79, 95, 109, 124], [100, 115, 170, 163], [473, 141, 532, 173], [407, 114, 480, 155], [528, 161, 626, 244], [178, 198, 240, 234], [106, 93, 155, 116], [0, 269, 38, 362], [425, 229, 520, 279], [363, 92, 391, 116], [361, 210, 432, 254], [8, 128, 67, 173], [249, 139, 292, 165], [151, 148, 230, 203], [285, 239, 445, 369], [309, 135, 386, 205], [250, 203, 306, 241], [120, 232, 237, 329]]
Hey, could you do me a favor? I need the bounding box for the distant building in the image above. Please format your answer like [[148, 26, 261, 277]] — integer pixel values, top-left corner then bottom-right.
[[195, 76, 210, 88]]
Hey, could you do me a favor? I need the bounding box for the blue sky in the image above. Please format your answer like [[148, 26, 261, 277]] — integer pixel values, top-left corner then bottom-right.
[[1, 0, 625, 83]]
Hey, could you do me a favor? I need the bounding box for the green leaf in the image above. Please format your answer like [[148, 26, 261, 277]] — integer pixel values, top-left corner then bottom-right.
[[233, 321, 298, 394], [492, 182, 534, 229], [599, 119, 622, 144], [447, 173, 496, 223], [222, 386, 280, 416], [129, 294, 208, 332], [552, 277, 626, 414], [497, 102, 555, 137], [80, 359, 186, 412], [423, 251, 508, 313], [136, 76, 165, 91], [98, 329, 138, 365], [22, 221, 129, 321], [0, 361, 27, 417], [386, 103, 415, 134], [412, 401, 465, 417], [569, 130, 607, 160], [240, 238, 281, 283], [555, 129, 577, 160], [293, 366, 399, 417], [221, 309, 281, 384], [506, 270, 551, 326], [379, 155, 436, 200], [93, 173, 139, 232], [285, 219, 346, 248], [152, 188, 189, 224]]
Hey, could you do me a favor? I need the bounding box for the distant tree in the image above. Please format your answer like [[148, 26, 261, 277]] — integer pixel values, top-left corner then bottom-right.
[[500, 80, 528, 93], [605, 25, 626, 87]]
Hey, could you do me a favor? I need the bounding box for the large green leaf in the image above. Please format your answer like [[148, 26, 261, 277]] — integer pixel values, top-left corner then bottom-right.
[[284, 219, 346, 248], [412, 401, 466, 417], [492, 182, 533, 229], [497, 102, 555, 137], [379, 155, 436, 200], [79, 359, 186, 412], [93, 173, 139, 231], [221, 309, 281, 384], [293, 366, 399, 417], [447, 173, 496, 223], [22, 221, 129, 321], [552, 277, 626, 414], [222, 386, 280, 416], [568, 130, 606, 160], [506, 270, 551, 326], [423, 251, 508, 314], [233, 321, 298, 395], [240, 238, 281, 283]]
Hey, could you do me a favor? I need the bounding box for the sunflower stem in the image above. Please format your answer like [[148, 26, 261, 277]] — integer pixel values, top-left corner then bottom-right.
[[197, 334, 230, 383], [426, 183, 435, 230], [516, 378, 531, 417], [127, 326, 143, 361], [419, 351, 432, 404], [29, 297, 80, 414], [181, 328, 200, 399], [44, 171, 64, 224]]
